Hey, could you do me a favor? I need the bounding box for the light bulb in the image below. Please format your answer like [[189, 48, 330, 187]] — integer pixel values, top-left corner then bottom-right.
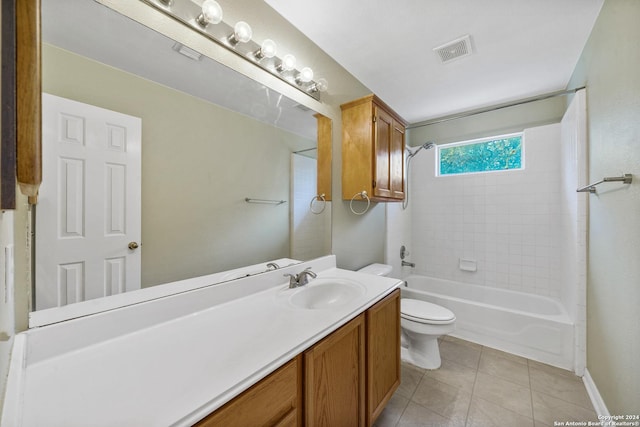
[[258, 39, 277, 59], [296, 67, 314, 84], [310, 78, 329, 93], [196, 0, 223, 27], [228, 21, 252, 45], [278, 54, 296, 72]]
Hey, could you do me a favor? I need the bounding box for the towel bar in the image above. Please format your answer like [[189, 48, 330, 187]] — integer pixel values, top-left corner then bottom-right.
[[576, 174, 632, 193]]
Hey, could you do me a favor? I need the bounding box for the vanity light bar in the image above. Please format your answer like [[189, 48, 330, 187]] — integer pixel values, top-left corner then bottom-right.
[[141, 0, 328, 101]]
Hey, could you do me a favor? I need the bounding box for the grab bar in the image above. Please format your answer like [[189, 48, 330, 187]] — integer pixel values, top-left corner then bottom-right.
[[576, 174, 632, 193]]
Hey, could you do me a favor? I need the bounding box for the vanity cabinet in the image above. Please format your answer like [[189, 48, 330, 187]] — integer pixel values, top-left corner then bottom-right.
[[194, 355, 302, 427], [195, 291, 400, 427], [304, 313, 366, 426], [366, 289, 401, 425], [341, 95, 407, 202]]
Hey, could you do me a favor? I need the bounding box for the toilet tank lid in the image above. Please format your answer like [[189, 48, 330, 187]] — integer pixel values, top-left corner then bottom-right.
[[358, 263, 393, 276]]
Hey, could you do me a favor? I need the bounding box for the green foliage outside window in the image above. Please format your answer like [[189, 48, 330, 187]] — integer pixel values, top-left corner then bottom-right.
[[439, 135, 522, 175]]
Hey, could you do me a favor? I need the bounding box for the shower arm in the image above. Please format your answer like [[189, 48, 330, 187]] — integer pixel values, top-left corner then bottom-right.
[[403, 142, 435, 210]]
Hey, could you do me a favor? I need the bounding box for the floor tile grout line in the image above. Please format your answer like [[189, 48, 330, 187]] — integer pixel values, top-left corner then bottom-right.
[[528, 359, 597, 413], [531, 387, 599, 413], [528, 358, 537, 423], [463, 344, 483, 426]]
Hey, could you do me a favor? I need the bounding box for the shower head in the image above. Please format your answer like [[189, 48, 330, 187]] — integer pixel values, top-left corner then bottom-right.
[[407, 141, 436, 159]]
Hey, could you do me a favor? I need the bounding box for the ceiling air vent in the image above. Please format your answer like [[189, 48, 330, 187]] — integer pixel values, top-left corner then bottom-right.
[[433, 35, 473, 63]]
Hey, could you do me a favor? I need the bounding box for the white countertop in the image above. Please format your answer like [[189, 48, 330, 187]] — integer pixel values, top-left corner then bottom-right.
[[2, 256, 401, 426]]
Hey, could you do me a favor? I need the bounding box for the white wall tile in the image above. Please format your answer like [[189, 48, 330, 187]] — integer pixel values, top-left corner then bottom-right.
[[407, 124, 572, 299]]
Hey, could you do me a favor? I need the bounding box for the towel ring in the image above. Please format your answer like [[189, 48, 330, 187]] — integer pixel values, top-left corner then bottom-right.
[[310, 193, 326, 214], [350, 191, 370, 215]]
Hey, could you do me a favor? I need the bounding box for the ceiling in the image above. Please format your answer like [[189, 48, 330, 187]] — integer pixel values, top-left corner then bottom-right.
[[264, 0, 604, 123]]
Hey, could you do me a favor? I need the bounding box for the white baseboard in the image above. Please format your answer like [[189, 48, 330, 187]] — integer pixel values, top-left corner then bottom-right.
[[583, 368, 610, 416]]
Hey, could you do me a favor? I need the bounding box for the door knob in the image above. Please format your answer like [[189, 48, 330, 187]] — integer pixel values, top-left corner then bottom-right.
[[128, 242, 139, 250]]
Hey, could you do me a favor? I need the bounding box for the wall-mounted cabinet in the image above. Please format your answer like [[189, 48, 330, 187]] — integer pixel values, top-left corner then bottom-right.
[[315, 113, 332, 201], [341, 95, 407, 202]]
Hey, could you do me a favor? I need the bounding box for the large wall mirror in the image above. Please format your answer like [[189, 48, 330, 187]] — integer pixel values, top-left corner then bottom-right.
[[32, 0, 332, 325]]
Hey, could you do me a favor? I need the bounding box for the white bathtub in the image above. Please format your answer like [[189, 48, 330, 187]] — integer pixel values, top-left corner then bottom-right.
[[402, 275, 574, 370]]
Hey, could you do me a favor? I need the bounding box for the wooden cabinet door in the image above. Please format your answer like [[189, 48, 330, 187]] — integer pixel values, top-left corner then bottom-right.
[[194, 356, 302, 427], [315, 113, 332, 201], [373, 105, 405, 200], [304, 314, 366, 427], [366, 290, 401, 425], [373, 106, 393, 199], [389, 123, 405, 199]]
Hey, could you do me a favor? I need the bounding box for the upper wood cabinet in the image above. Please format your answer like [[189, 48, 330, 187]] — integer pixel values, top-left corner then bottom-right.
[[315, 113, 332, 201], [341, 95, 407, 202], [366, 289, 401, 425]]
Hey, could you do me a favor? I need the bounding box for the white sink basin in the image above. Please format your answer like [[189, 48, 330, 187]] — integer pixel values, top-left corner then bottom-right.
[[287, 278, 365, 310]]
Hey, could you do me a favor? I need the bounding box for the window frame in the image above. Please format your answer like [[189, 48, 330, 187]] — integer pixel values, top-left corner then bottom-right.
[[436, 132, 525, 177]]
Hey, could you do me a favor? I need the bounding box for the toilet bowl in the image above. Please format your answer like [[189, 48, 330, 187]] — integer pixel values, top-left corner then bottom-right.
[[400, 299, 455, 369], [358, 263, 456, 370]]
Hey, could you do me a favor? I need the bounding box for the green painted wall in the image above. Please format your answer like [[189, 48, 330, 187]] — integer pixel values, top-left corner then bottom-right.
[[567, 0, 640, 414]]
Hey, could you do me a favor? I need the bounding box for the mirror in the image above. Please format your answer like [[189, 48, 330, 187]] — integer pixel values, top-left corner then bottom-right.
[[33, 0, 331, 320]]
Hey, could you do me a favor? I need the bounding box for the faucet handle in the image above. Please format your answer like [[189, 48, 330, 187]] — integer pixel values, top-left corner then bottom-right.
[[297, 268, 317, 286], [284, 273, 298, 288], [302, 267, 316, 276]]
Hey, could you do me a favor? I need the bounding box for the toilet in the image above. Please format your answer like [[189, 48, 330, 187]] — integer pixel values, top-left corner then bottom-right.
[[358, 263, 456, 370]]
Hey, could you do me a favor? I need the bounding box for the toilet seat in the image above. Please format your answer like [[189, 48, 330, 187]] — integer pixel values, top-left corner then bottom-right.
[[401, 299, 456, 325]]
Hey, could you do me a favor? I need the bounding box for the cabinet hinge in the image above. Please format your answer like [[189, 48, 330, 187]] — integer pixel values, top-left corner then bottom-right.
[[372, 115, 377, 123], [372, 180, 376, 188]]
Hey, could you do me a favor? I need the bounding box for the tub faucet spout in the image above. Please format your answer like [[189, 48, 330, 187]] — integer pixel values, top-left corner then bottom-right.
[[402, 260, 415, 268]]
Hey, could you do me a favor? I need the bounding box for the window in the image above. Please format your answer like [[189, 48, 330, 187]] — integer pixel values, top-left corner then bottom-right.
[[437, 133, 523, 176]]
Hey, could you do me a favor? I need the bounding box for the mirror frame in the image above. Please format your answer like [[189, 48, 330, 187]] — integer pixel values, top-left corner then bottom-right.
[[1, 1, 17, 209], [15, 0, 335, 327]]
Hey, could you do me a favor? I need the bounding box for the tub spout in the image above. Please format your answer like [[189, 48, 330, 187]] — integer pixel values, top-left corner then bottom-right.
[[402, 260, 415, 268]]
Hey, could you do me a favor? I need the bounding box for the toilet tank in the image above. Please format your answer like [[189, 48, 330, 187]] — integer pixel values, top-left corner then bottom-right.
[[357, 263, 393, 277]]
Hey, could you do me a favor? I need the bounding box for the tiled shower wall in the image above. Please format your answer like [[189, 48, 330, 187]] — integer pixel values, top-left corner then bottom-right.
[[406, 124, 564, 299]]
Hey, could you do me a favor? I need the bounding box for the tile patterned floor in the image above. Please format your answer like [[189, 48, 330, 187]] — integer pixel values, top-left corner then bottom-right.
[[375, 336, 598, 427]]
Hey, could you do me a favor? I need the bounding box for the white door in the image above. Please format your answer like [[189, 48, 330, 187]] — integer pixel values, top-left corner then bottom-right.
[[36, 94, 142, 310]]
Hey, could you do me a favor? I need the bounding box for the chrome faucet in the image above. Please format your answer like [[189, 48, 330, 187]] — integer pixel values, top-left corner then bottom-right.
[[284, 267, 317, 288], [401, 260, 415, 268]]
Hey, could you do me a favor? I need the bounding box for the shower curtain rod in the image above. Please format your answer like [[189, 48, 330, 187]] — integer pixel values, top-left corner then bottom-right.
[[407, 86, 586, 129]]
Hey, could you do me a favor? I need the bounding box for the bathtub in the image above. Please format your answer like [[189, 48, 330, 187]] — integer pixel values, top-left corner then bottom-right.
[[402, 275, 574, 370]]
